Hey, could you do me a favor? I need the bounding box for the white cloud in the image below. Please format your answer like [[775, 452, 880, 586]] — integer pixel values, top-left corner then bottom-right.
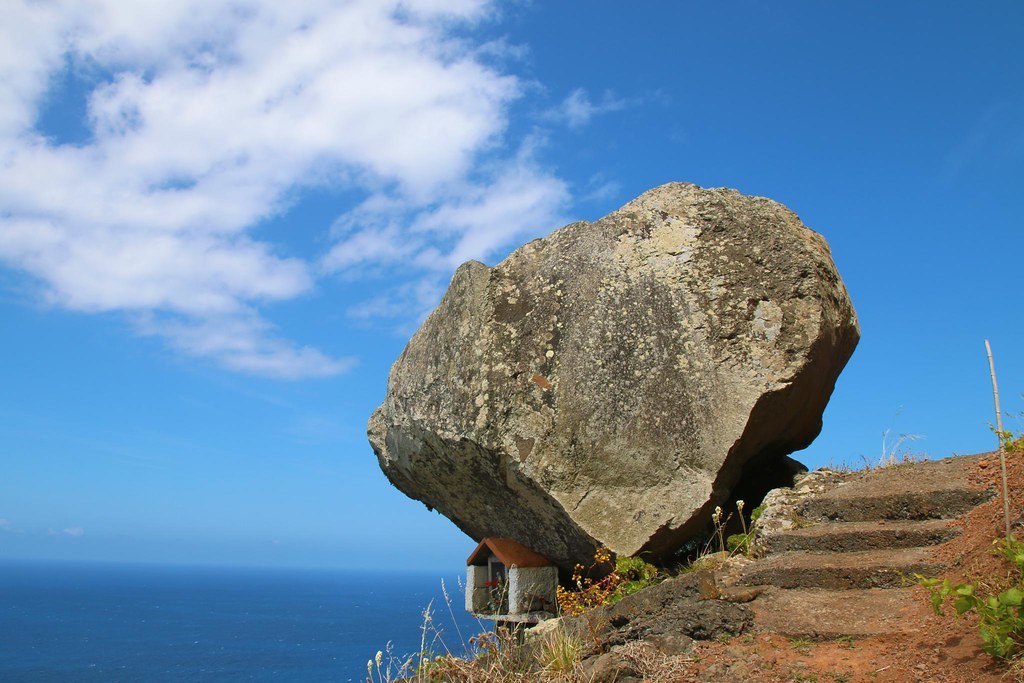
[[137, 312, 354, 379], [325, 141, 570, 277], [412, 153, 570, 268], [0, 0, 572, 374], [347, 279, 447, 330], [323, 154, 570, 325], [0, 518, 11, 531], [545, 88, 628, 129], [49, 527, 86, 537], [579, 173, 622, 204]]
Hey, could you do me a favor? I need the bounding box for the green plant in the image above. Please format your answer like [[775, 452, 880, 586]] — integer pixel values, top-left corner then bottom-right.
[[726, 502, 763, 555], [725, 533, 747, 553], [918, 535, 1024, 659], [995, 428, 1024, 454], [834, 635, 855, 650], [610, 555, 659, 602], [556, 547, 661, 615]]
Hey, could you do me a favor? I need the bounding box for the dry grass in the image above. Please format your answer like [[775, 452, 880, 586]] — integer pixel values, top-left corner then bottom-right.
[[1005, 654, 1024, 683], [406, 625, 587, 682], [536, 626, 584, 677], [366, 609, 590, 683], [616, 640, 694, 682]]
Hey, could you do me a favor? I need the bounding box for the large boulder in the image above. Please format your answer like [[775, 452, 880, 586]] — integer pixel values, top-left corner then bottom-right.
[[368, 182, 859, 570]]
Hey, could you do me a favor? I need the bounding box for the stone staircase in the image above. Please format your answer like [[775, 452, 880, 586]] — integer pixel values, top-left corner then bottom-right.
[[722, 454, 994, 640]]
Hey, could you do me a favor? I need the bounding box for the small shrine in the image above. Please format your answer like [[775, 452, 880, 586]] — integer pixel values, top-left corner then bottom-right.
[[465, 537, 557, 623]]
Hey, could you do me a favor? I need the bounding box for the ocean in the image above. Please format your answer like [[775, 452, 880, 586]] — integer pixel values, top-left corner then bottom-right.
[[0, 560, 484, 682]]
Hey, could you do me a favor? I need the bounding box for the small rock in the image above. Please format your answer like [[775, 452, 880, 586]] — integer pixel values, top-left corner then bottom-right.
[[579, 652, 638, 683], [718, 585, 765, 603], [729, 661, 752, 679], [645, 633, 694, 656]]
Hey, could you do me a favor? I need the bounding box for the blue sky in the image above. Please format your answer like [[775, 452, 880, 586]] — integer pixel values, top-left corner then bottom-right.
[[1, 1, 1022, 570]]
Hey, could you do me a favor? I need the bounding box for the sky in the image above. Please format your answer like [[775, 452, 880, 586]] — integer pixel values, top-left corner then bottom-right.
[[1, 1, 1022, 571]]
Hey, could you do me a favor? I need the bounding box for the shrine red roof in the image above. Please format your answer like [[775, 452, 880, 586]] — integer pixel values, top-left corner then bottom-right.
[[466, 537, 552, 568]]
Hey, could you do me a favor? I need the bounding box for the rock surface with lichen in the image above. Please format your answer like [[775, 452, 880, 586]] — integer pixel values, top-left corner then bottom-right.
[[367, 182, 859, 570]]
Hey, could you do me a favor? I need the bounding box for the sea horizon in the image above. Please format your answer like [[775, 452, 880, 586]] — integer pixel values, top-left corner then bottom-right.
[[0, 558, 483, 681]]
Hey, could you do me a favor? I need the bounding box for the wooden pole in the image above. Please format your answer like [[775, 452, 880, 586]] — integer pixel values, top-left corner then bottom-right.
[[985, 339, 1011, 539]]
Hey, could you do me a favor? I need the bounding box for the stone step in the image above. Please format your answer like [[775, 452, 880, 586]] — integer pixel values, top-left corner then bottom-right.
[[738, 548, 942, 590], [798, 456, 992, 522], [761, 519, 961, 553], [799, 488, 989, 522], [751, 587, 928, 639]]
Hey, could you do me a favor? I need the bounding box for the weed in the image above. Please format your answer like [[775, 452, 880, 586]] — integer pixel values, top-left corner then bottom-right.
[[726, 501, 763, 556], [366, 644, 394, 683], [610, 554, 660, 603], [789, 637, 814, 655], [878, 408, 925, 468], [918, 534, 1024, 660], [536, 626, 583, 675], [821, 460, 855, 474], [711, 506, 727, 553], [556, 547, 661, 616], [365, 576, 535, 683], [995, 426, 1024, 454], [789, 512, 815, 529], [365, 600, 460, 683], [1007, 653, 1024, 683], [834, 635, 856, 650]]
